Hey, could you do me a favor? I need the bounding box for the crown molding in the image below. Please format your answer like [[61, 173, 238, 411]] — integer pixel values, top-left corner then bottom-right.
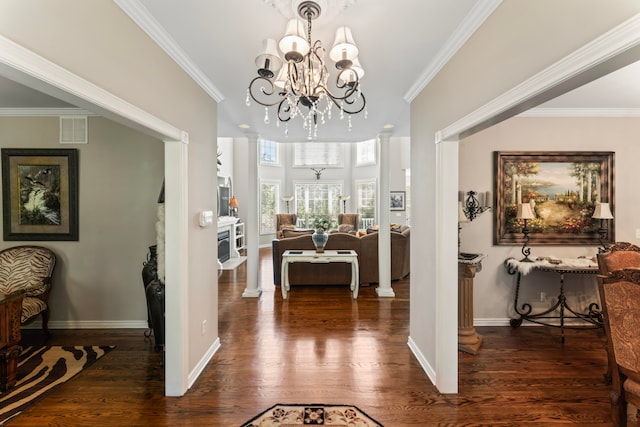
[[403, 0, 503, 103], [115, 0, 224, 103], [520, 107, 640, 117], [0, 107, 95, 117]]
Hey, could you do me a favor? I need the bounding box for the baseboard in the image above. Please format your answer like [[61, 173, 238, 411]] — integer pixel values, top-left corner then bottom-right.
[[23, 320, 149, 329], [188, 337, 221, 389], [407, 336, 436, 386]]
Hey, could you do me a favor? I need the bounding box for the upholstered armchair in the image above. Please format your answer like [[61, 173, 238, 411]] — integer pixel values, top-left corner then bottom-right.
[[0, 245, 56, 334], [337, 213, 360, 235], [276, 213, 298, 239], [597, 268, 640, 426]]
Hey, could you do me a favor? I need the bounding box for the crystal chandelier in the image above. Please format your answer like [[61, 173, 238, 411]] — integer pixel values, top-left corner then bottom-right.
[[246, 0, 366, 140]]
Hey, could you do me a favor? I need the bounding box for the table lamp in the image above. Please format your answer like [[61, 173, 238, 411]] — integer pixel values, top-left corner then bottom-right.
[[592, 202, 613, 252], [516, 203, 535, 262], [229, 196, 238, 217]]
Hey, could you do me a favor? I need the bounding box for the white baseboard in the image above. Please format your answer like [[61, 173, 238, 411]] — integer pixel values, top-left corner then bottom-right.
[[188, 337, 221, 389], [407, 336, 436, 386]]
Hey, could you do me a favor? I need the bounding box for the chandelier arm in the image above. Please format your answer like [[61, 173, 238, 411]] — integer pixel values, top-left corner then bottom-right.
[[329, 92, 366, 115], [248, 76, 288, 107], [276, 98, 293, 122]]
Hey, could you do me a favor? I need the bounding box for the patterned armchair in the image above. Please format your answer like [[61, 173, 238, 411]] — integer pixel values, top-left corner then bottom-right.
[[276, 213, 298, 239], [337, 213, 360, 235], [0, 246, 56, 334], [597, 268, 640, 426]]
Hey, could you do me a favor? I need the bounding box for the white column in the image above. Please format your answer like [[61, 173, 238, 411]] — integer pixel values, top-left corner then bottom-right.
[[376, 132, 395, 297], [242, 134, 261, 298]]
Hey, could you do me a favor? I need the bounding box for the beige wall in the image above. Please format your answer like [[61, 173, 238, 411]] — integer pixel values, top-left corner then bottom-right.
[[0, 0, 219, 381], [411, 0, 640, 388], [0, 116, 163, 323], [460, 116, 640, 321]]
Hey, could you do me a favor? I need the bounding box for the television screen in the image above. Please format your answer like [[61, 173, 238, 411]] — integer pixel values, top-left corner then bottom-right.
[[218, 186, 230, 217]]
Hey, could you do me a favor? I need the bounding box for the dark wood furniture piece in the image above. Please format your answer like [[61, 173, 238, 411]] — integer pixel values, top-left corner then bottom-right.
[[0, 292, 24, 391], [597, 268, 640, 426]]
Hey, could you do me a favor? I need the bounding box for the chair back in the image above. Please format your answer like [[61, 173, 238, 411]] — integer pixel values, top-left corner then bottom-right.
[[597, 242, 640, 275], [0, 245, 56, 296]]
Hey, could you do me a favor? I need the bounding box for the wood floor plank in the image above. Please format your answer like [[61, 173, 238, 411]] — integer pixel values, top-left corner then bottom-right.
[[7, 247, 634, 426]]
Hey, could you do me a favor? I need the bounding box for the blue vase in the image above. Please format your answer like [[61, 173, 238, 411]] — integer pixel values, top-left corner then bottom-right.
[[312, 229, 329, 253]]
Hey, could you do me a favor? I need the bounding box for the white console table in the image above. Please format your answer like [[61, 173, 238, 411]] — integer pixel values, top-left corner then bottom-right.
[[281, 250, 359, 300]]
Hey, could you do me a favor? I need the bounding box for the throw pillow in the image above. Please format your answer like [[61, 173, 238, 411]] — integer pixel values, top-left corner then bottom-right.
[[338, 224, 354, 233], [282, 229, 314, 238]]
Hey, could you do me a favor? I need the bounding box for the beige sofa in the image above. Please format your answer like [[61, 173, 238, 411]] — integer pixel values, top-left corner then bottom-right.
[[272, 226, 410, 286]]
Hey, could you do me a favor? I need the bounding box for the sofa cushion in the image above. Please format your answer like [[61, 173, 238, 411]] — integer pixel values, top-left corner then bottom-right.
[[338, 224, 355, 233]]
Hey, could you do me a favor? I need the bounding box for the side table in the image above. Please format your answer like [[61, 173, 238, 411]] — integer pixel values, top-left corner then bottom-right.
[[0, 292, 23, 391], [458, 253, 487, 354]]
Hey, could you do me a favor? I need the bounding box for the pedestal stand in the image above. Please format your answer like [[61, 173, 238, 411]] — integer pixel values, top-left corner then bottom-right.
[[458, 254, 486, 354]]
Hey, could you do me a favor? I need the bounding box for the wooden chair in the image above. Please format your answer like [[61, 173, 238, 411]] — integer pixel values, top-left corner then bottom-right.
[[0, 245, 56, 334], [598, 268, 640, 426]]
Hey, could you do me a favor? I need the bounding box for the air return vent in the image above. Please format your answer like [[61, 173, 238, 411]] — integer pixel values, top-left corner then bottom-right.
[[60, 116, 88, 144]]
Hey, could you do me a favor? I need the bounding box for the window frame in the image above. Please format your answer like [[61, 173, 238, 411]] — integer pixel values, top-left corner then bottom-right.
[[259, 139, 280, 166], [259, 179, 280, 235], [355, 139, 377, 167], [292, 142, 344, 168]]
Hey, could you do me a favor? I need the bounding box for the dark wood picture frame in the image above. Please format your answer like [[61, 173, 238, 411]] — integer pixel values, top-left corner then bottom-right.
[[494, 151, 614, 246], [2, 148, 79, 241], [390, 191, 406, 211]]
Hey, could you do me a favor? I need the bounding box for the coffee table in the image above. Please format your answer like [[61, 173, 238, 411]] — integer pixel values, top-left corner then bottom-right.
[[0, 292, 23, 391]]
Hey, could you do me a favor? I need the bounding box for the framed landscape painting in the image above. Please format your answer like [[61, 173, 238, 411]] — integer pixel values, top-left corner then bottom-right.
[[2, 148, 79, 241], [494, 151, 614, 246]]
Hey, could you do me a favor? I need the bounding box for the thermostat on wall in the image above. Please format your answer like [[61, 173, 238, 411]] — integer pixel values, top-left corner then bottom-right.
[[199, 210, 214, 227]]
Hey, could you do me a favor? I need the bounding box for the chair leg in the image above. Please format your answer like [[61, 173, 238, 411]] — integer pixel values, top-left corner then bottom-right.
[[610, 389, 627, 427], [42, 308, 50, 335]]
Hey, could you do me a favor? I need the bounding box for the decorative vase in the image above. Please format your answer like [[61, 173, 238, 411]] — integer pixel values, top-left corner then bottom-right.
[[312, 229, 329, 253]]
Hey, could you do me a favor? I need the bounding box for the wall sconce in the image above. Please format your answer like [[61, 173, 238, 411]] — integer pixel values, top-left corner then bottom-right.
[[459, 190, 491, 221], [592, 202, 614, 252], [458, 201, 469, 254], [282, 196, 294, 213], [229, 196, 238, 217], [338, 195, 350, 213], [516, 203, 535, 262]]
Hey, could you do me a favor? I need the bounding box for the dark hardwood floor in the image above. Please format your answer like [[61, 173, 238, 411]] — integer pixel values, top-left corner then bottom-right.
[[9, 247, 632, 426]]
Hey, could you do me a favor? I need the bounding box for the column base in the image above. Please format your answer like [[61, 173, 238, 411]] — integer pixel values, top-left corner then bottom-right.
[[242, 288, 262, 298], [458, 328, 483, 355], [375, 286, 395, 297]]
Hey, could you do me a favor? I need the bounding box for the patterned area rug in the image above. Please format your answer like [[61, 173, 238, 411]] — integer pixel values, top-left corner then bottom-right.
[[241, 404, 383, 426], [0, 345, 114, 425]]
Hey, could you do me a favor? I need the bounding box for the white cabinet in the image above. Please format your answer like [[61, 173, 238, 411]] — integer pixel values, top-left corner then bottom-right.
[[234, 222, 245, 251]]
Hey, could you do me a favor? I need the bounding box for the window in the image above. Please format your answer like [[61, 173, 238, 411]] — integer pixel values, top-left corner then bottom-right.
[[293, 182, 342, 228], [356, 180, 376, 229], [294, 143, 343, 167], [260, 139, 279, 165], [260, 180, 279, 234], [355, 139, 376, 166]]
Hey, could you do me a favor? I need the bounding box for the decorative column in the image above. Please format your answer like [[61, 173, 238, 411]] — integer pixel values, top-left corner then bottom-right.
[[376, 132, 394, 297], [242, 133, 261, 298], [458, 257, 485, 354]]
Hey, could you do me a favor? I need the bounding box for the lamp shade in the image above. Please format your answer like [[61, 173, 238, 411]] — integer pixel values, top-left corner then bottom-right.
[[229, 196, 238, 207], [255, 38, 283, 78], [339, 195, 350, 201], [329, 26, 359, 62], [458, 201, 469, 223], [282, 196, 294, 202], [516, 203, 535, 220], [592, 202, 614, 219], [338, 57, 364, 84], [279, 19, 309, 61]]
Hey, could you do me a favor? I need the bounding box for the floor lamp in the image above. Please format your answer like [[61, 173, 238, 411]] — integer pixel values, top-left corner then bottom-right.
[[282, 196, 294, 213], [338, 195, 350, 213]]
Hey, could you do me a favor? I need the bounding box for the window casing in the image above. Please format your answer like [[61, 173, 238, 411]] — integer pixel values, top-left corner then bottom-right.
[[260, 139, 280, 166], [260, 180, 279, 234], [293, 182, 342, 228], [293, 143, 343, 167], [356, 179, 376, 229], [355, 139, 376, 166]]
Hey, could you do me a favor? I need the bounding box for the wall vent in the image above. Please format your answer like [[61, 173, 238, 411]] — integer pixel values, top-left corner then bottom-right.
[[60, 116, 88, 144]]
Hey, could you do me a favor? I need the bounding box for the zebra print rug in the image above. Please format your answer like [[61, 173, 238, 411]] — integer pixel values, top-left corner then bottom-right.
[[0, 345, 114, 425]]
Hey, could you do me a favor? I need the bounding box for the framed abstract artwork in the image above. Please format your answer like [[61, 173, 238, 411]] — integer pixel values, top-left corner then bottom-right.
[[2, 148, 79, 241], [494, 151, 614, 246]]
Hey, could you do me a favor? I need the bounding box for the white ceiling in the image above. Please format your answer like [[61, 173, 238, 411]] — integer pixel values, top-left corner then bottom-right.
[[0, 0, 638, 141]]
